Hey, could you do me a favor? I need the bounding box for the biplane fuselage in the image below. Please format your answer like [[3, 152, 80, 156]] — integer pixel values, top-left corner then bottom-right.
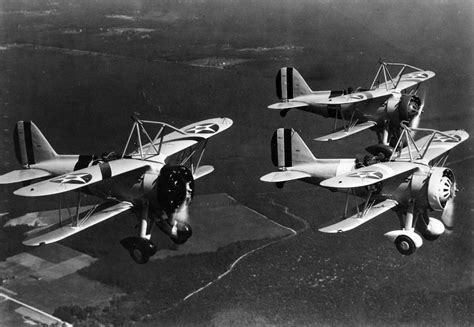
[[269, 63, 435, 145], [261, 126, 468, 255], [1, 117, 233, 264]]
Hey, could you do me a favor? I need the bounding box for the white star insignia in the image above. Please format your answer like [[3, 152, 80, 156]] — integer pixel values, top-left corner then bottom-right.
[[349, 171, 383, 180], [185, 123, 219, 134], [51, 173, 92, 184]]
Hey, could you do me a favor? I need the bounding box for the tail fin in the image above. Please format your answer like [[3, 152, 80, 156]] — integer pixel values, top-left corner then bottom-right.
[[276, 67, 312, 100], [271, 128, 316, 168], [13, 121, 57, 166]]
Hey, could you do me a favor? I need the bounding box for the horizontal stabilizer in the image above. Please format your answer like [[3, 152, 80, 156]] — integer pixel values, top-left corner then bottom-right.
[[319, 199, 398, 233], [23, 201, 133, 246], [315, 121, 376, 141], [193, 165, 214, 180], [260, 170, 311, 183], [14, 158, 149, 197], [320, 161, 418, 189], [268, 101, 309, 110], [0, 169, 51, 184]]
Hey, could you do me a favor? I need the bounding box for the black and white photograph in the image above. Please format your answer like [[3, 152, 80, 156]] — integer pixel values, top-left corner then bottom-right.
[[0, 0, 472, 325]]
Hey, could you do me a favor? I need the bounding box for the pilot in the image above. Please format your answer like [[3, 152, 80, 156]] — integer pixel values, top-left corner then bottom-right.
[[101, 151, 120, 162], [355, 158, 364, 169], [362, 152, 386, 166]]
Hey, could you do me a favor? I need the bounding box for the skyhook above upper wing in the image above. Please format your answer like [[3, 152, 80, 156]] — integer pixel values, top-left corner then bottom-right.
[[129, 117, 233, 162]]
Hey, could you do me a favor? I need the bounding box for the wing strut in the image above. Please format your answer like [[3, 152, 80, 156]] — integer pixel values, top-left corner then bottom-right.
[[369, 61, 427, 91], [73, 191, 82, 227], [342, 187, 376, 219], [122, 114, 187, 159], [332, 106, 359, 133], [390, 122, 461, 162]]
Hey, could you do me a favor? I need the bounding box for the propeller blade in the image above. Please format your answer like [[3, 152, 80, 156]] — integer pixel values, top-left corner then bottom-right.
[[409, 87, 426, 131], [441, 198, 455, 229], [172, 202, 190, 224]]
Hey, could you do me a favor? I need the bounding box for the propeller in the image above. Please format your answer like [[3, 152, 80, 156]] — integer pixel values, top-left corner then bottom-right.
[[172, 201, 190, 224], [155, 165, 195, 215], [408, 87, 426, 130]]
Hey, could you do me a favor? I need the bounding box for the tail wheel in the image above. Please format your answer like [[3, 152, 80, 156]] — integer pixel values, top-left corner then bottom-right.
[[395, 235, 416, 255]]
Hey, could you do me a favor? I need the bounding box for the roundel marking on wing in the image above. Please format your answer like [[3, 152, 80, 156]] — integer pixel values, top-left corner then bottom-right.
[[51, 173, 93, 184], [432, 134, 461, 143], [185, 123, 220, 134], [348, 171, 384, 180]]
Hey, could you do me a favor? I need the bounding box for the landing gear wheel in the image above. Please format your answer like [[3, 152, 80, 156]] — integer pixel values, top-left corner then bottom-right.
[[171, 235, 189, 245], [130, 246, 150, 264], [421, 233, 439, 242], [120, 237, 157, 264], [395, 235, 416, 255], [171, 224, 192, 245]]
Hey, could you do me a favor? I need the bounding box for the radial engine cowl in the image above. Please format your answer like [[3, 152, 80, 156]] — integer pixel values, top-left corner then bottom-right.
[[398, 95, 421, 121], [155, 165, 195, 213], [427, 167, 455, 211]]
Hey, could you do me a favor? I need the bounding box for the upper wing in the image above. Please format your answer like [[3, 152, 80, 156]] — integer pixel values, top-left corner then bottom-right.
[[130, 118, 233, 161], [400, 129, 469, 163], [316, 89, 392, 105], [268, 101, 309, 110], [23, 201, 133, 246], [0, 169, 51, 184], [320, 161, 418, 189], [318, 199, 398, 233], [383, 70, 436, 92], [314, 121, 376, 141], [14, 158, 149, 197]]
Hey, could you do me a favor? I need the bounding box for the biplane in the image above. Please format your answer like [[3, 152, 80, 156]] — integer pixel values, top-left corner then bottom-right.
[[260, 124, 468, 255], [268, 61, 435, 155], [0, 116, 233, 263]]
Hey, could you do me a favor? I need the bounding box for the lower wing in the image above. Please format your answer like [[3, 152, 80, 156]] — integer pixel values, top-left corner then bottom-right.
[[319, 199, 398, 233], [23, 201, 133, 246], [314, 121, 376, 141], [193, 165, 214, 180], [268, 101, 309, 110], [260, 170, 312, 183]]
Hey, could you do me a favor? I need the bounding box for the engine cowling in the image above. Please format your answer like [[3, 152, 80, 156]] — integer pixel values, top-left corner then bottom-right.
[[386, 94, 421, 122], [427, 167, 455, 211], [398, 94, 421, 122], [155, 165, 195, 214]]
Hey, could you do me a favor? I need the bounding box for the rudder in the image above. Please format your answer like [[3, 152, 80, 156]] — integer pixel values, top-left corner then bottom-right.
[[14, 121, 57, 166], [275, 67, 312, 100], [271, 128, 316, 168]]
